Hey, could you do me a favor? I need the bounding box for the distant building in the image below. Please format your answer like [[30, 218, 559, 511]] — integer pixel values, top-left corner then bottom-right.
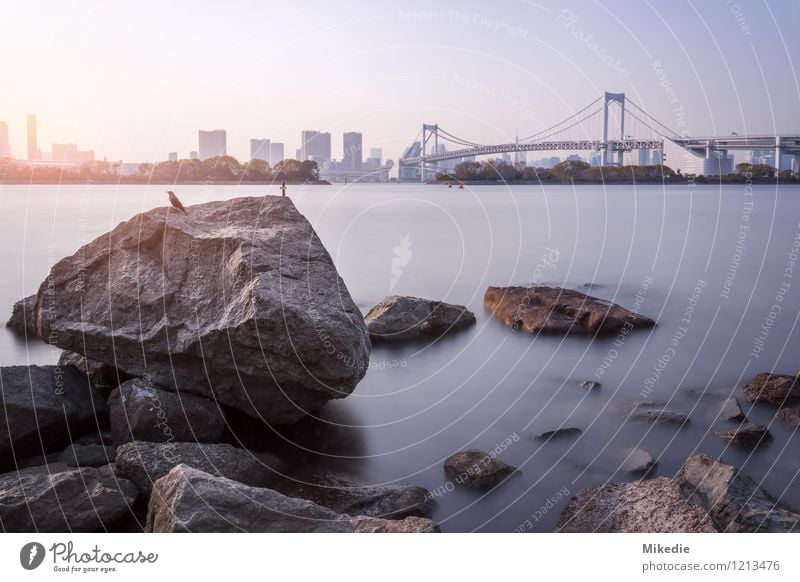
[[27, 114, 39, 160], [270, 142, 284, 166], [369, 148, 382, 165], [638, 149, 650, 166], [198, 129, 226, 160], [295, 148, 302, 161], [300, 130, 331, 164], [589, 151, 601, 166], [652, 149, 663, 165], [190, 151, 199, 160], [566, 154, 582, 162], [0, 121, 9, 157], [250, 138, 270, 162], [51, 143, 94, 165], [168, 152, 178, 162], [342, 132, 362, 170], [663, 139, 734, 176]]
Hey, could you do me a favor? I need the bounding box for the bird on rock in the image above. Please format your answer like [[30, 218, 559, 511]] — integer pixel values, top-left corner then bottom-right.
[[167, 190, 188, 215]]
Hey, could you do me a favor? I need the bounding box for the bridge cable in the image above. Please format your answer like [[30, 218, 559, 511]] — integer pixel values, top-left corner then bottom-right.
[[518, 96, 602, 142], [625, 98, 682, 139], [525, 106, 604, 143]]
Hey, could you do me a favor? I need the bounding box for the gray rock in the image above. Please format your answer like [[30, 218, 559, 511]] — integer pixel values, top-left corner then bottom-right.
[[0, 464, 137, 532], [776, 408, 800, 428], [715, 423, 772, 448], [274, 473, 433, 519], [29, 195, 371, 424], [108, 378, 225, 446], [443, 450, 517, 488], [743, 372, 800, 406], [146, 465, 438, 533], [484, 286, 655, 335], [535, 428, 582, 441], [619, 447, 656, 474], [677, 454, 799, 532], [720, 397, 746, 421], [0, 365, 108, 470], [556, 477, 718, 533], [5, 294, 36, 335], [58, 350, 127, 395], [115, 441, 281, 495], [628, 407, 690, 427], [59, 443, 116, 468], [364, 296, 475, 341], [580, 380, 601, 390]]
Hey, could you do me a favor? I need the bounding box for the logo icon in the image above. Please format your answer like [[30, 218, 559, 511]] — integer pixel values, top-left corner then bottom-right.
[[20, 542, 46, 570], [390, 234, 413, 291]]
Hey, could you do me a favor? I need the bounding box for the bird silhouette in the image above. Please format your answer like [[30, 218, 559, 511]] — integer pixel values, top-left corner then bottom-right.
[[166, 190, 188, 215]]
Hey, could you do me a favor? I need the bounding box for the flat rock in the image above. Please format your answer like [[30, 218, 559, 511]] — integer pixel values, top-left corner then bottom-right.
[[5, 294, 36, 335], [742, 372, 800, 406], [0, 365, 108, 471], [556, 477, 718, 533], [146, 465, 438, 533], [484, 286, 655, 335], [115, 441, 281, 495], [720, 397, 746, 421], [677, 454, 799, 532], [59, 443, 116, 468], [628, 407, 690, 427], [776, 408, 800, 428], [443, 450, 517, 488], [619, 447, 656, 474], [0, 464, 137, 532], [535, 428, 582, 441], [274, 473, 433, 519], [108, 378, 225, 446], [364, 296, 475, 341], [715, 423, 772, 448], [28, 195, 371, 424]]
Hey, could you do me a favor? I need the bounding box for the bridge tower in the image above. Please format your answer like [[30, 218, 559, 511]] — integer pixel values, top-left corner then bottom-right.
[[602, 92, 626, 166], [421, 124, 439, 182]]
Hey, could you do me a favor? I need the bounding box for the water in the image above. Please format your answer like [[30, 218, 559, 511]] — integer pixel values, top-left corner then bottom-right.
[[1, 182, 799, 532]]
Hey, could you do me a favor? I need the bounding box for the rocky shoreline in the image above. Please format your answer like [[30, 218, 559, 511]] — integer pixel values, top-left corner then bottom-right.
[[2, 194, 798, 533]]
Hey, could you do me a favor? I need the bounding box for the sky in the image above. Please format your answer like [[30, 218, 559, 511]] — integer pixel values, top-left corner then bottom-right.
[[1, 0, 798, 165]]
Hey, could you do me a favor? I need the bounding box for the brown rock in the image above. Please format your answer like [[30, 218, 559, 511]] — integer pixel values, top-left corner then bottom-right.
[[742, 372, 800, 406], [443, 450, 517, 488], [776, 408, 800, 428]]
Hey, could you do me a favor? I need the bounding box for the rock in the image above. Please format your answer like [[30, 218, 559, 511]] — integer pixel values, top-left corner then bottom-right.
[[580, 380, 600, 390], [776, 408, 800, 428], [556, 477, 718, 532], [628, 407, 690, 427], [115, 441, 281, 495], [29, 195, 371, 425], [714, 423, 772, 448], [59, 443, 116, 468], [483, 286, 655, 335], [677, 454, 799, 532], [108, 378, 225, 446], [742, 372, 800, 406], [364, 296, 475, 341], [442, 450, 517, 488], [146, 465, 438, 533], [58, 350, 127, 396], [0, 464, 137, 532], [5, 294, 36, 335], [535, 428, 582, 440], [619, 447, 656, 474], [274, 473, 433, 519], [74, 430, 113, 447], [0, 365, 108, 470], [720, 397, 746, 421]]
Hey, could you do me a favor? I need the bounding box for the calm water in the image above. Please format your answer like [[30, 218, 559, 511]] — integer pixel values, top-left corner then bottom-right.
[[1, 182, 799, 532]]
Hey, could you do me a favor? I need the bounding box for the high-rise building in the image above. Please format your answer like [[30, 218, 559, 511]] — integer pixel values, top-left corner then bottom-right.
[[369, 148, 382, 165], [168, 152, 178, 162], [342, 132, 362, 170], [0, 121, 9, 158], [250, 139, 270, 162], [52, 143, 94, 165], [190, 151, 199, 160], [270, 142, 284, 165], [198, 129, 226, 160], [300, 130, 331, 164], [589, 151, 601, 167], [27, 114, 39, 160], [638, 149, 650, 166]]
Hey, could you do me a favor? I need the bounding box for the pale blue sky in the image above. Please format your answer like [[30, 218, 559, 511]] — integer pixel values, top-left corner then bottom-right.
[[1, 0, 798, 164]]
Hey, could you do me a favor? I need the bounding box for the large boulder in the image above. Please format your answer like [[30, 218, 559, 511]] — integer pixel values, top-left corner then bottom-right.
[[0, 365, 108, 470], [146, 465, 439, 533], [677, 454, 799, 532], [108, 378, 225, 446], [484, 286, 655, 335], [29, 195, 370, 424], [5, 294, 36, 335], [743, 372, 800, 406], [115, 441, 281, 495], [364, 296, 475, 341], [59, 443, 117, 468], [58, 350, 128, 396], [0, 464, 137, 532]]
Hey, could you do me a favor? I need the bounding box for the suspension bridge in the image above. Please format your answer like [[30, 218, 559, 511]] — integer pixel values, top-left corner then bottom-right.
[[398, 92, 800, 181]]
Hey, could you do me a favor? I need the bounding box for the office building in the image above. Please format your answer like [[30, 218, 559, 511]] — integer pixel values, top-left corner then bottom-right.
[[52, 143, 94, 165], [27, 114, 39, 160], [301, 130, 331, 164], [342, 132, 362, 170], [0, 121, 9, 158], [638, 149, 651, 166], [168, 152, 178, 162], [198, 129, 227, 160], [369, 148, 382, 165], [250, 139, 270, 162], [190, 151, 199, 160], [270, 142, 284, 166]]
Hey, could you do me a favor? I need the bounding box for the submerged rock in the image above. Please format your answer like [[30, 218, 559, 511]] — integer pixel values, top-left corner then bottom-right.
[[715, 423, 772, 448], [364, 296, 475, 341], [0, 464, 137, 532], [743, 372, 800, 406], [628, 407, 690, 427], [619, 447, 656, 474], [115, 441, 281, 495], [108, 378, 226, 446], [483, 286, 655, 335], [28, 195, 371, 425], [720, 397, 746, 421], [443, 450, 517, 488], [146, 465, 438, 533], [535, 428, 582, 441], [776, 408, 800, 428], [580, 380, 601, 390], [0, 365, 108, 470], [5, 294, 36, 335]]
